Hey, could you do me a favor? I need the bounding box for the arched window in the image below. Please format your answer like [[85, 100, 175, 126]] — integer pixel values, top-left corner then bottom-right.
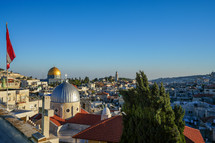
[[71, 106, 73, 116]]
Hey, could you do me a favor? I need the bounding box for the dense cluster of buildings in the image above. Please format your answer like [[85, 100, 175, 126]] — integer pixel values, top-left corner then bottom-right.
[[0, 67, 207, 143], [153, 73, 215, 142]]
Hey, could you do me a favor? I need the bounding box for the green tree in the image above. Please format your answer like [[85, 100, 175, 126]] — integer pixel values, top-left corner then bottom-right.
[[84, 76, 90, 83], [120, 71, 185, 143], [105, 77, 108, 81], [174, 105, 186, 142], [108, 76, 113, 82], [159, 83, 181, 142], [68, 78, 82, 86], [92, 78, 98, 82]]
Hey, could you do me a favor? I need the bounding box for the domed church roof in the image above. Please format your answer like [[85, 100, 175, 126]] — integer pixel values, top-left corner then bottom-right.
[[48, 67, 61, 76], [51, 82, 80, 103]]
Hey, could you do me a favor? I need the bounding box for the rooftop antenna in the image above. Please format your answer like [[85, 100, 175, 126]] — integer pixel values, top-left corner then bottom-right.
[[65, 74, 68, 82]]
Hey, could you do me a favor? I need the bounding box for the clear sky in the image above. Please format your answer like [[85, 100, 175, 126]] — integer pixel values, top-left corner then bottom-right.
[[0, 0, 215, 80]]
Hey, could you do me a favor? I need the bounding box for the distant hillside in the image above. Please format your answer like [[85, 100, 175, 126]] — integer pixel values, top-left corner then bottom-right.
[[151, 74, 210, 83]]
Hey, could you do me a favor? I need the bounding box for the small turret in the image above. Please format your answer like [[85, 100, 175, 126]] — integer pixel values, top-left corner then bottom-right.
[[101, 104, 111, 120]]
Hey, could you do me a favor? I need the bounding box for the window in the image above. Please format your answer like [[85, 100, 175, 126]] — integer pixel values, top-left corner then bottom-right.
[[66, 109, 70, 112], [55, 109, 58, 112], [188, 111, 193, 114], [71, 106, 73, 116], [76, 107, 78, 111]]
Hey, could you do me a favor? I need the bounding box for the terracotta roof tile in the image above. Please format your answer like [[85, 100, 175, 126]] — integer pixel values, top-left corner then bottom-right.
[[30, 113, 42, 120], [183, 126, 204, 143], [81, 108, 89, 114], [72, 84, 78, 89], [73, 116, 204, 143], [67, 113, 101, 126], [31, 112, 100, 127], [73, 116, 122, 142], [50, 115, 65, 126], [31, 113, 204, 143], [97, 92, 109, 95]]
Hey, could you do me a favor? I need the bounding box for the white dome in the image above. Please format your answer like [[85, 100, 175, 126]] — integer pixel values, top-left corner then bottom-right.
[[101, 105, 111, 120], [102, 107, 111, 115], [51, 82, 80, 103]]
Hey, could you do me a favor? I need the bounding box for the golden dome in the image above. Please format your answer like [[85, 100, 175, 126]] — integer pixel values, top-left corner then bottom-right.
[[48, 67, 61, 76]]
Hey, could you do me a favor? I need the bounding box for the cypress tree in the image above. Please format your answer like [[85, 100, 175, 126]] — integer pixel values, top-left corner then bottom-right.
[[120, 71, 185, 143], [174, 105, 186, 142]]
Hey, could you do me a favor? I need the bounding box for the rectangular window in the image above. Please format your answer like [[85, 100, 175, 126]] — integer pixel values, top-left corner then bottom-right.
[[71, 106, 73, 116]]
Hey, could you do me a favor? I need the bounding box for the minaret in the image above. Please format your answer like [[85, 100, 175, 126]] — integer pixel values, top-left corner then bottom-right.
[[115, 71, 118, 82], [39, 96, 54, 138]]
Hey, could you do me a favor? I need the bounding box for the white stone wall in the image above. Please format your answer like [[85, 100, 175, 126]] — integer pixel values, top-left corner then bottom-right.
[[0, 90, 16, 104]]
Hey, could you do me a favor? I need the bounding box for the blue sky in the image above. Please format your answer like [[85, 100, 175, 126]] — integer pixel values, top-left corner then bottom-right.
[[0, 0, 215, 80]]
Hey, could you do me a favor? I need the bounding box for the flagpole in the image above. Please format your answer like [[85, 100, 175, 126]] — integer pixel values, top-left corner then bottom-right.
[[6, 22, 9, 110], [6, 69, 8, 110]]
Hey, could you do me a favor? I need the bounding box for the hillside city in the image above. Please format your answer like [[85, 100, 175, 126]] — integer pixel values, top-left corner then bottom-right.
[[0, 67, 213, 142]]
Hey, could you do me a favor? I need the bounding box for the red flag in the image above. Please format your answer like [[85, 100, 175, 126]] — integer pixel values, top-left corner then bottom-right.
[[6, 24, 16, 69]]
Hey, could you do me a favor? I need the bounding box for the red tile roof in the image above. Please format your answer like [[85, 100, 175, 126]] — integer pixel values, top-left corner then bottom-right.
[[30, 113, 42, 120], [66, 113, 101, 126], [183, 126, 205, 143], [73, 116, 122, 142], [30, 108, 98, 127], [81, 108, 89, 114], [49, 113, 101, 127], [72, 84, 78, 89], [31, 113, 204, 143], [107, 96, 118, 99], [97, 92, 109, 95], [73, 116, 204, 143], [50, 115, 66, 126]]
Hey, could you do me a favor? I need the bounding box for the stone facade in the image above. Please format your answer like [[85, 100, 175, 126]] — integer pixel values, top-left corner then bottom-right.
[[51, 102, 80, 119]]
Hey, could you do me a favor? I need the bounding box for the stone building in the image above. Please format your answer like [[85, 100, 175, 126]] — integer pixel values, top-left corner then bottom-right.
[[0, 89, 42, 111], [30, 81, 205, 143], [31, 81, 104, 142], [51, 82, 81, 119]]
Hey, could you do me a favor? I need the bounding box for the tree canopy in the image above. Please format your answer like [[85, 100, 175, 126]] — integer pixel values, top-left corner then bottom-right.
[[68, 76, 90, 86], [120, 71, 185, 143]]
